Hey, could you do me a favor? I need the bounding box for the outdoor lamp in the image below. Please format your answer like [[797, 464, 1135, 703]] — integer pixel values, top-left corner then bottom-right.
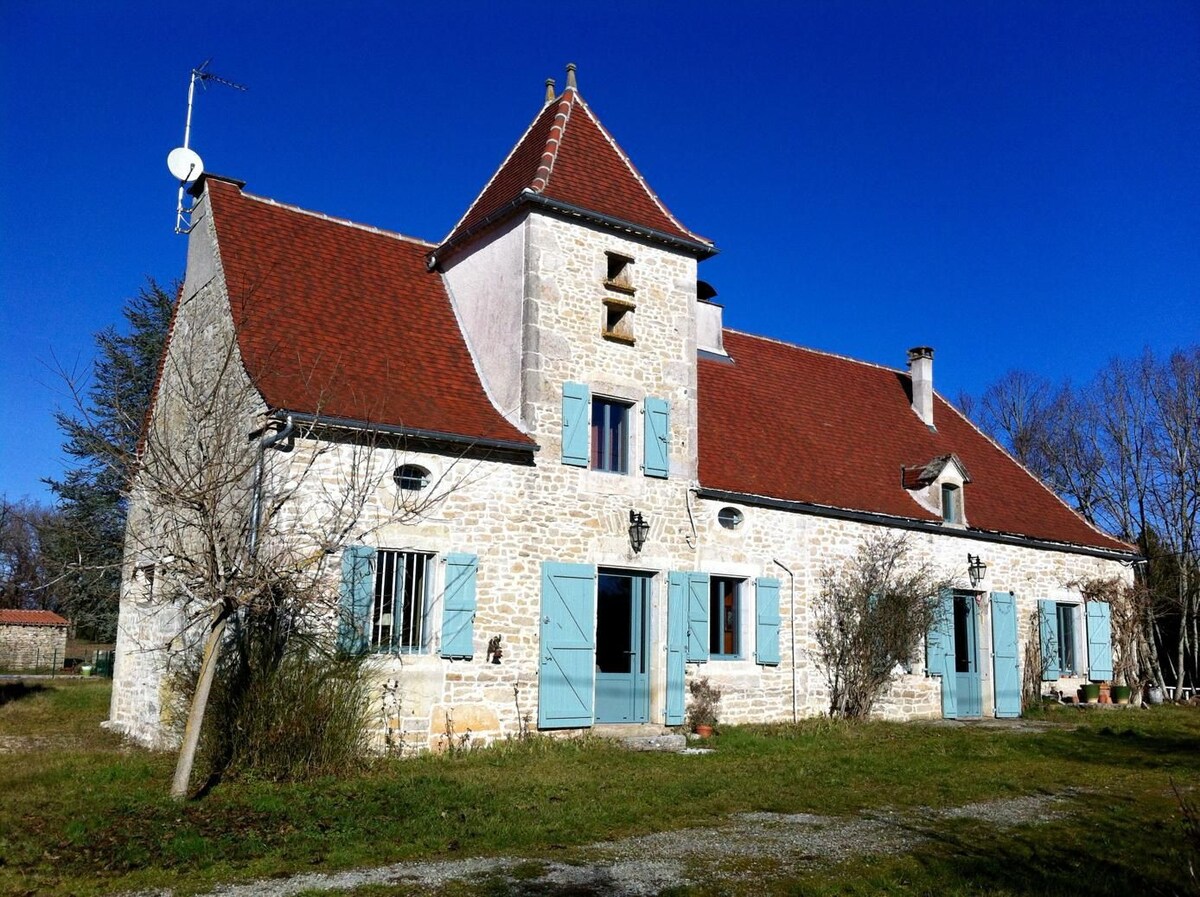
[[629, 510, 650, 553], [967, 553, 987, 588]]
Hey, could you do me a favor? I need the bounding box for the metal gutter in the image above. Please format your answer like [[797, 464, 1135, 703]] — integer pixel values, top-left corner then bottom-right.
[[696, 487, 1139, 562], [274, 410, 539, 457], [429, 190, 717, 269]]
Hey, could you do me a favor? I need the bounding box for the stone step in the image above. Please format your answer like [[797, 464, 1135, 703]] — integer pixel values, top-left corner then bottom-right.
[[590, 723, 687, 752]]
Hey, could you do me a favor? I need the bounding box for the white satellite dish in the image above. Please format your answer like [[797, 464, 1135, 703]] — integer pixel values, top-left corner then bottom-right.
[[167, 146, 204, 183]]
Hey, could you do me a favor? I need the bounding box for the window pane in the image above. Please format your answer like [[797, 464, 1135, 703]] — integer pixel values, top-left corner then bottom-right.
[[709, 577, 741, 657], [1057, 604, 1076, 674], [591, 398, 629, 473]]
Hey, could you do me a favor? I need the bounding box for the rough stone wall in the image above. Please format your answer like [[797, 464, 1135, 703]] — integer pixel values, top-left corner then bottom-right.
[[0, 624, 68, 671], [109, 185, 266, 747], [112, 199, 1133, 751]]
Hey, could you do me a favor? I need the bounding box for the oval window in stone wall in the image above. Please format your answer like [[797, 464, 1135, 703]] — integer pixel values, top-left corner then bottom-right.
[[717, 507, 744, 530], [393, 464, 431, 491]]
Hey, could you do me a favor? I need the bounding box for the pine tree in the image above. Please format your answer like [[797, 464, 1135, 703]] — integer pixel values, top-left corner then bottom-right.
[[44, 279, 175, 641]]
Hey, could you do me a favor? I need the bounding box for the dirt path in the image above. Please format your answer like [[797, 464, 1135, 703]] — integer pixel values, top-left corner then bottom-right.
[[121, 792, 1071, 896]]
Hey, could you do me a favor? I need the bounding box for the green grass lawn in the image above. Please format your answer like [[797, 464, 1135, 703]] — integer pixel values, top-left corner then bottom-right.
[[1, 679, 1197, 896]]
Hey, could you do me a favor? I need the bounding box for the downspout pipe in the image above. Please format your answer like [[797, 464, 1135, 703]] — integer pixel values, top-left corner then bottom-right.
[[773, 557, 797, 724], [248, 414, 295, 563]]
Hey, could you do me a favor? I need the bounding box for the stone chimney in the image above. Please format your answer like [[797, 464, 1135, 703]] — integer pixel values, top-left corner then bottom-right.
[[907, 346, 935, 429]]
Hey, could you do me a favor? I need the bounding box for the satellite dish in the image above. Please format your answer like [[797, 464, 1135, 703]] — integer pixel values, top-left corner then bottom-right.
[[167, 146, 204, 182]]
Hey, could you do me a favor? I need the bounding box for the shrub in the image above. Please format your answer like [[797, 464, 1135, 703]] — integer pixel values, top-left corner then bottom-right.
[[813, 533, 953, 718], [686, 676, 722, 730], [200, 604, 371, 782]]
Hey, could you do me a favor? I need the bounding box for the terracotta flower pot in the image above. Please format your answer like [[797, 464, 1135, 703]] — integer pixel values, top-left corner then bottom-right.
[[695, 724, 714, 738]]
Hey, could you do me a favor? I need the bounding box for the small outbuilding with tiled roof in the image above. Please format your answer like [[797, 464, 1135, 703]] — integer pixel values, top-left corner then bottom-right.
[[0, 609, 69, 672], [110, 66, 1135, 750]]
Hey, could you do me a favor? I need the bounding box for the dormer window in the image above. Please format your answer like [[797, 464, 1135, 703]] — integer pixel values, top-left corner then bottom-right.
[[904, 453, 970, 524], [941, 483, 961, 524]]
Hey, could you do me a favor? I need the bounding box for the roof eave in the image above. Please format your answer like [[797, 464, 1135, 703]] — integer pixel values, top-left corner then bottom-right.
[[430, 190, 717, 270], [695, 487, 1139, 562], [273, 409, 538, 457]]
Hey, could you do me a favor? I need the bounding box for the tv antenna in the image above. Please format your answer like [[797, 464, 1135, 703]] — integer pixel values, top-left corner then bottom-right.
[[168, 60, 248, 234]]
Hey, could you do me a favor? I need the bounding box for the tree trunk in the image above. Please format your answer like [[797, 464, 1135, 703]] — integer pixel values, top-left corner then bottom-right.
[[170, 611, 229, 800]]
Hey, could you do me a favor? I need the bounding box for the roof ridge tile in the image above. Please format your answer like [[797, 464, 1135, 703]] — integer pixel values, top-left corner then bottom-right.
[[237, 190, 436, 246], [530, 90, 575, 192]]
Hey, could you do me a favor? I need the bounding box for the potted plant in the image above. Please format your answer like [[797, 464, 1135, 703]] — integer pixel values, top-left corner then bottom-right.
[[686, 676, 722, 737]]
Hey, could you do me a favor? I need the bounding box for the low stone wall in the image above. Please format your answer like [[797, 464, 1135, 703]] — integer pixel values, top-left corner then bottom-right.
[[0, 623, 68, 671]]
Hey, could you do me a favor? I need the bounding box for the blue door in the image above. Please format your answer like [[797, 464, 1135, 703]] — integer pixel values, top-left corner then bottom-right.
[[539, 562, 597, 729], [594, 571, 650, 723], [953, 594, 982, 718], [990, 592, 1021, 718]]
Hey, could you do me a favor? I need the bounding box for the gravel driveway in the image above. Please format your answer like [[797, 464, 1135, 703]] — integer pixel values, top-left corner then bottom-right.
[[123, 791, 1071, 897]]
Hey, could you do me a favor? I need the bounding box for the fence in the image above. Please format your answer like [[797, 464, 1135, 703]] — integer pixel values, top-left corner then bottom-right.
[[1, 647, 114, 677]]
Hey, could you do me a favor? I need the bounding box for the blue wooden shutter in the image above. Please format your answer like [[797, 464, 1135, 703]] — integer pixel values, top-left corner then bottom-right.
[[990, 591, 1021, 718], [686, 572, 710, 662], [562, 382, 590, 467], [643, 397, 670, 478], [1038, 599, 1059, 680], [1086, 601, 1113, 681], [755, 577, 781, 665], [538, 562, 596, 728], [440, 553, 477, 659], [926, 591, 957, 718], [665, 572, 687, 725], [337, 545, 375, 656]]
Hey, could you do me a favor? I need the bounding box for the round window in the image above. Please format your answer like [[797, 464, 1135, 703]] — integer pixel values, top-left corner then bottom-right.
[[393, 464, 431, 491], [717, 507, 744, 530]]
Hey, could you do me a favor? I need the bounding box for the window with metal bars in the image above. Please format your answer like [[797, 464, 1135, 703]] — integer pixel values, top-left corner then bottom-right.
[[372, 550, 433, 652]]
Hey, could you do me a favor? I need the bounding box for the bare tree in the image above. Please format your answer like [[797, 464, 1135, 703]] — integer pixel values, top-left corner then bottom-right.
[[0, 498, 65, 612], [967, 347, 1199, 699], [812, 533, 954, 718], [123, 284, 482, 799]]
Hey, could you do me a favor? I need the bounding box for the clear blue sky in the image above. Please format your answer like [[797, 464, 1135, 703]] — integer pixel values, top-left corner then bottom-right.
[[2, 1, 1197, 505]]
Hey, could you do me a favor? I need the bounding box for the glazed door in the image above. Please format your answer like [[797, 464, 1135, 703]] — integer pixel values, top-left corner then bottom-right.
[[953, 593, 982, 718], [594, 571, 650, 723]]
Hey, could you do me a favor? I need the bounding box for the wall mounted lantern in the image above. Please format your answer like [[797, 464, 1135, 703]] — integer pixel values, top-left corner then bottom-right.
[[967, 553, 987, 589], [629, 510, 650, 554]]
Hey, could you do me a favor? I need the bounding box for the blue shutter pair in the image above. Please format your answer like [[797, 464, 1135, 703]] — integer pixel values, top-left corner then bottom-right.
[[561, 382, 670, 477], [337, 546, 477, 659], [1038, 599, 1113, 681]]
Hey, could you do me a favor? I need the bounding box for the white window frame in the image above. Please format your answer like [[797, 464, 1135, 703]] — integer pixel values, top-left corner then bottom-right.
[[371, 549, 436, 653]]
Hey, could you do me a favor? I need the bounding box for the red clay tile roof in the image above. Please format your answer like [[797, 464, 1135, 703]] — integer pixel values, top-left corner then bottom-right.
[[699, 331, 1131, 553], [0, 609, 69, 627], [440, 88, 712, 254], [204, 178, 533, 448]]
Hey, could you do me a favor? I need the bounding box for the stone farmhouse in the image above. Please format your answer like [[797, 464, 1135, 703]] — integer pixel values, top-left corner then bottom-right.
[[109, 67, 1135, 749]]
